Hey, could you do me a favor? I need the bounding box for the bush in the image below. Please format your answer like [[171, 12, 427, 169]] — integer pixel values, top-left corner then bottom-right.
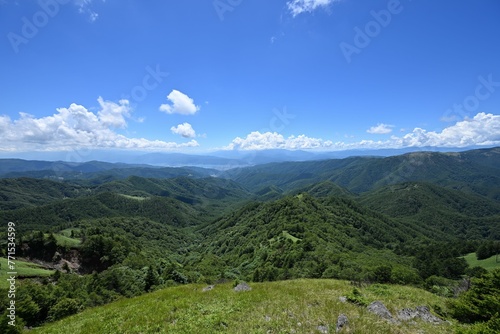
[[346, 288, 369, 306], [390, 266, 422, 285], [373, 265, 392, 283], [0, 312, 25, 334], [450, 269, 500, 324], [48, 298, 81, 321]]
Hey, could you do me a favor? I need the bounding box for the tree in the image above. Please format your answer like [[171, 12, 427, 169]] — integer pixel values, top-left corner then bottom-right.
[[450, 269, 500, 323], [372, 265, 393, 283], [48, 298, 80, 321]]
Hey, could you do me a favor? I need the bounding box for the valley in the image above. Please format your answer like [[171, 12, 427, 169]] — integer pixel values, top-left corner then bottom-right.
[[0, 147, 499, 333]]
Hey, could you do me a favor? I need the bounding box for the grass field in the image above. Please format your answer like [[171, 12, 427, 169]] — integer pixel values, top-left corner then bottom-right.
[[119, 194, 148, 201], [47, 229, 82, 248], [463, 252, 500, 271], [30, 279, 464, 334], [0, 257, 54, 289]]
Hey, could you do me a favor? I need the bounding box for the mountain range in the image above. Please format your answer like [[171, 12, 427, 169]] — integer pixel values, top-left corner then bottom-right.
[[0, 147, 499, 332]]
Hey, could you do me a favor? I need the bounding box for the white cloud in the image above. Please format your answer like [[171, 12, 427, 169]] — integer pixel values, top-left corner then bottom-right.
[[396, 112, 500, 148], [287, 0, 338, 17], [224, 113, 500, 151], [159, 90, 200, 115], [367, 123, 394, 134], [97, 97, 130, 128], [75, 0, 103, 22], [0, 99, 199, 152], [171, 122, 196, 138], [225, 131, 333, 150]]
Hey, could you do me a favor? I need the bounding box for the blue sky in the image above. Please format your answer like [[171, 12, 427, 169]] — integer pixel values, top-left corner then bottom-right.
[[1, 0, 499, 155]]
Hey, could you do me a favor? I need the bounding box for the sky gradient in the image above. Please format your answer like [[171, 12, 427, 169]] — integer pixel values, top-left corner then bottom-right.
[[1, 0, 499, 155]]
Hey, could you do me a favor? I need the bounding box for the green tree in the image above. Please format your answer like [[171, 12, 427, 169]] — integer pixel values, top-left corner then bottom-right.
[[48, 298, 81, 321], [450, 269, 500, 323]]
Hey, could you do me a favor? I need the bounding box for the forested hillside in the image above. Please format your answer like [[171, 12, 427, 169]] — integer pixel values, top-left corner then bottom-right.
[[0, 147, 499, 333]]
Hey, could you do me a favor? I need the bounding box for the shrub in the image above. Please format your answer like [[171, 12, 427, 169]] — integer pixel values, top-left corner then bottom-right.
[[450, 269, 500, 324], [346, 288, 369, 306], [48, 298, 81, 321]]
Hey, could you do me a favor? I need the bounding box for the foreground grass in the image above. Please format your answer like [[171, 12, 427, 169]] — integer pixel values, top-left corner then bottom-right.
[[463, 252, 500, 271], [0, 258, 54, 289], [31, 279, 463, 334]]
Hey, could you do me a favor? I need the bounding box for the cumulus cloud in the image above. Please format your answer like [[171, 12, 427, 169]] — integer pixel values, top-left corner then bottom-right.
[[225, 131, 333, 150], [97, 97, 131, 128], [0, 99, 199, 152], [367, 123, 394, 134], [159, 90, 200, 115], [287, 0, 338, 17], [395, 113, 500, 148], [171, 122, 196, 138], [224, 113, 500, 151]]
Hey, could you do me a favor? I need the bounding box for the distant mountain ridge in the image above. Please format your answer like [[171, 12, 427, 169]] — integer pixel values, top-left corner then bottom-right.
[[223, 147, 500, 200], [2, 147, 499, 201], [0, 145, 492, 168]]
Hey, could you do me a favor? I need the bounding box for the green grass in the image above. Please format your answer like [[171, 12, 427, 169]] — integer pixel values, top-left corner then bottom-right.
[[59, 228, 81, 238], [282, 230, 301, 243], [463, 252, 500, 271], [0, 258, 54, 289], [44, 231, 82, 248], [30, 279, 462, 334], [119, 194, 148, 201]]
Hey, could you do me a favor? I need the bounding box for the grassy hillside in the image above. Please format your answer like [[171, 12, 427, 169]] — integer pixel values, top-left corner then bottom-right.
[[0, 258, 54, 289], [463, 253, 500, 271], [30, 279, 459, 334]]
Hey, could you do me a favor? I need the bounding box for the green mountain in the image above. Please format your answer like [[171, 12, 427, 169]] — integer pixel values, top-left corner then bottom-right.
[[2, 191, 202, 233], [359, 182, 500, 239], [0, 178, 88, 210], [0, 159, 217, 181], [224, 147, 500, 199], [290, 180, 353, 198], [189, 193, 441, 283], [1, 147, 499, 332]]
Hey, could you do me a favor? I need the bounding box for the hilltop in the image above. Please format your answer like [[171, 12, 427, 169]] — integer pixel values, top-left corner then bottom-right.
[[30, 279, 460, 334]]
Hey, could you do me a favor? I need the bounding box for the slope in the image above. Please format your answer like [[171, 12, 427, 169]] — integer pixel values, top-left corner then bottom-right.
[[223, 147, 500, 199], [0, 178, 88, 210], [29, 279, 459, 334], [359, 182, 500, 239], [189, 194, 443, 282]]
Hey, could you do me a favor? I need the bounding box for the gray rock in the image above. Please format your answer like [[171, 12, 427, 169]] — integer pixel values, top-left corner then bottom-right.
[[338, 296, 347, 303], [397, 308, 418, 321], [233, 282, 252, 292], [415, 306, 443, 324], [397, 306, 444, 324], [336, 314, 348, 332], [367, 301, 394, 320], [202, 285, 215, 292], [316, 325, 329, 333]]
